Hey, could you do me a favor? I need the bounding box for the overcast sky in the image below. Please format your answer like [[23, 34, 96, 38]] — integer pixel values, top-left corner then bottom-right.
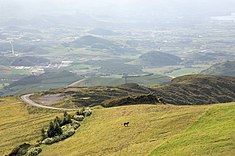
[[1, 0, 235, 19]]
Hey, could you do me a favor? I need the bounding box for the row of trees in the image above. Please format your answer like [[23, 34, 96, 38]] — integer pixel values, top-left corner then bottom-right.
[[42, 112, 72, 139]]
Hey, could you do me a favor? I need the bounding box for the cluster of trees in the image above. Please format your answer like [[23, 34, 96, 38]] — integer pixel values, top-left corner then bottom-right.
[[42, 112, 72, 139]]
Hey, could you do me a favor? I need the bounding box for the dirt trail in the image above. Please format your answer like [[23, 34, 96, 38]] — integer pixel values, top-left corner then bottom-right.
[[21, 94, 79, 111], [67, 78, 87, 87]]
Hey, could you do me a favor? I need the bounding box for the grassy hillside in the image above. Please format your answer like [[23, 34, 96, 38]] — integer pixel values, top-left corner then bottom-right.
[[201, 60, 235, 77], [36, 74, 235, 108], [151, 74, 235, 105], [150, 103, 235, 156], [40, 103, 235, 156], [0, 97, 63, 155], [68, 35, 138, 55], [88, 28, 120, 36], [11, 56, 50, 66], [1, 70, 83, 96], [137, 51, 182, 67], [74, 74, 171, 87], [40, 104, 206, 155]]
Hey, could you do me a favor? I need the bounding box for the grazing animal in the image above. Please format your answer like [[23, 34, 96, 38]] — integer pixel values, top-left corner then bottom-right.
[[124, 122, 129, 127]]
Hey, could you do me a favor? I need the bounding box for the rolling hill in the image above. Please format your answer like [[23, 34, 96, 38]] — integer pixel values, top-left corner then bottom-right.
[[0, 97, 63, 156], [138, 51, 182, 67], [2, 74, 235, 155], [68, 35, 139, 55], [201, 60, 235, 77], [151, 74, 235, 105], [73, 74, 171, 87], [43, 74, 235, 108], [87, 28, 120, 36], [11, 56, 50, 66], [39, 102, 235, 156], [1, 70, 82, 96]]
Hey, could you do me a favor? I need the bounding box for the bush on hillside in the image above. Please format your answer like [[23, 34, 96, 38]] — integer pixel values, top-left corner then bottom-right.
[[47, 120, 62, 138], [61, 112, 72, 126], [76, 108, 92, 117], [8, 143, 42, 156], [73, 115, 84, 121], [25, 147, 42, 156], [102, 94, 160, 107]]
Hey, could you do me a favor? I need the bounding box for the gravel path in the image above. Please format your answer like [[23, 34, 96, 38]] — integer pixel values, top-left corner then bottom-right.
[[21, 94, 79, 111]]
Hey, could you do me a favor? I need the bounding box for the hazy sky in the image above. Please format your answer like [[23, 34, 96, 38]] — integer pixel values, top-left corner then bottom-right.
[[1, 0, 235, 19]]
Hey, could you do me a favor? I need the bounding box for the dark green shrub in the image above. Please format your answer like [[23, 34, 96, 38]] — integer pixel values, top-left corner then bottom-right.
[[41, 128, 47, 140], [47, 120, 62, 138], [8, 143, 31, 156], [61, 112, 72, 126]]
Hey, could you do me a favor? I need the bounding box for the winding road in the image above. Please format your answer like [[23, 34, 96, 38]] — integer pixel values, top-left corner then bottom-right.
[[21, 94, 79, 111]]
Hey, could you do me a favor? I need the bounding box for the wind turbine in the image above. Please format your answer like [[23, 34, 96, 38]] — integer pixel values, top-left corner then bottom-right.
[[9, 41, 15, 55]]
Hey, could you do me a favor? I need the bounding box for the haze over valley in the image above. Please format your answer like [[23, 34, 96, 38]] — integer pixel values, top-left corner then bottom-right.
[[1, 0, 235, 156]]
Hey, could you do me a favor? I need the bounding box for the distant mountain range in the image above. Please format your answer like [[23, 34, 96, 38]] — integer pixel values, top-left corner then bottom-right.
[[67, 35, 139, 55]]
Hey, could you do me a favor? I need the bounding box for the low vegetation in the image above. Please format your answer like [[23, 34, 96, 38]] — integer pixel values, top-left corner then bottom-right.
[[40, 102, 235, 156], [101, 94, 163, 107], [201, 60, 235, 76], [1, 70, 82, 96], [10, 56, 50, 66], [150, 103, 235, 156], [151, 74, 235, 105], [138, 51, 182, 67], [74, 74, 171, 87], [40, 74, 235, 108], [7, 107, 92, 155], [0, 97, 63, 155]]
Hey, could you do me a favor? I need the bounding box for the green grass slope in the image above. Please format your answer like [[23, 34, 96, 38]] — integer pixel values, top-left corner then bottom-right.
[[40, 104, 208, 156], [150, 103, 235, 156], [201, 61, 235, 77], [0, 97, 63, 155], [40, 103, 235, 156], [152, 74, 235, 105], [74, 74, 171, 87], [1, 70, 82, 96], [138, 51, 182, 67]]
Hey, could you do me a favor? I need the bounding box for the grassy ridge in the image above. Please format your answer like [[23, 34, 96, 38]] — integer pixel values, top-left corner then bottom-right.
[[201, 60, 235, 77], [150, 103, 235, 156], [1, 97, 235, 155], [0, 97, 63, 155], [40, 103, 235, 156], [40, 104, 207, 156], [152, 75, 235, 105], [1, 70, 82, 96], [74, 74, 171, 87]]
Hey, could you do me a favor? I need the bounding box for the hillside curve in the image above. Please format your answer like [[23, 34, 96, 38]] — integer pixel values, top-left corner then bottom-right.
[[21, 94, 79, 111]]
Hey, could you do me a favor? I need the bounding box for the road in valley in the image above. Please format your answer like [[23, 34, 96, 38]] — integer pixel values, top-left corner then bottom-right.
[[67, 78, 87, 87], [21, 94, 79, 111]]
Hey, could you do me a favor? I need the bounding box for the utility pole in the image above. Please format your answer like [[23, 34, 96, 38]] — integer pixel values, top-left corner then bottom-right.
[[122, 73, 128, 84]]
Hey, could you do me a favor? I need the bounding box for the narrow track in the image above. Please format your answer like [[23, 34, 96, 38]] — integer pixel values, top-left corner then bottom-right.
[[21, 94, 79, 111]]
